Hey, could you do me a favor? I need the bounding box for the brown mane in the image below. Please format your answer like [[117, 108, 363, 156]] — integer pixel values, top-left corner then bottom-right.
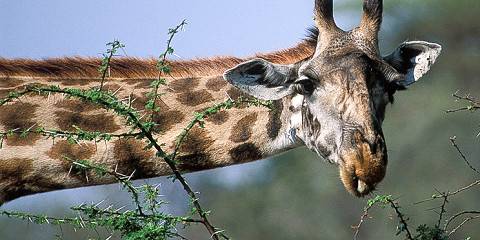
[[0, 37, 317, 79]]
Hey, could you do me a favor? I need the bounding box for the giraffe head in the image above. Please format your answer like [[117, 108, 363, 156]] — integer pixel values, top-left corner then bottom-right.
[[224, 0, 441, 197]]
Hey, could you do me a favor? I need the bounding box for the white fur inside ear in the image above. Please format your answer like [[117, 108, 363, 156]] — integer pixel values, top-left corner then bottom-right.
[[403, 41, 442, 85], [223, 58, 295, 100]]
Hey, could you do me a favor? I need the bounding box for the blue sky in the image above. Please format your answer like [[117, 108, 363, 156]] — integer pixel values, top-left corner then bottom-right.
[[0, 0, 361, 59]]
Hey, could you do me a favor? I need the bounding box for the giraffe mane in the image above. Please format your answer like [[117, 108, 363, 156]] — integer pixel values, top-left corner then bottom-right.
[[0, 29, 318, 79]]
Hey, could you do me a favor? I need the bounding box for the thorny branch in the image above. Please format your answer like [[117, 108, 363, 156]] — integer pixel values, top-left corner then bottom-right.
[[449, 136, 480, 175], [445, 91, 480, 113], [148, 20, 187, 121], [98, 40, 125, 91], [387, 198, 414, 240], [0, 127, 141, 149], [0, 21, 237, 239]]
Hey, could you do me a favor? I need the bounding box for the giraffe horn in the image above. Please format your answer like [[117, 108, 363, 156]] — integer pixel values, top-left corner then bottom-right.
[[314, 0, 339, 33], [359, 0, 383, 41]]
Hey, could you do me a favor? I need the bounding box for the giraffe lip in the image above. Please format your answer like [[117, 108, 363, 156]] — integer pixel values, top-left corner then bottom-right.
[[356, 180, 370, 195]]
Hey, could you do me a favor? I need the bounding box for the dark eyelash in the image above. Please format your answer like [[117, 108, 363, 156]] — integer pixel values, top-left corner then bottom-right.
[[302, 69, 320, 80]]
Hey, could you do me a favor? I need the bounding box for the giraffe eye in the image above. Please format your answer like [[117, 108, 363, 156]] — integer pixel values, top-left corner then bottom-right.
[[293, 78, 315, 96]]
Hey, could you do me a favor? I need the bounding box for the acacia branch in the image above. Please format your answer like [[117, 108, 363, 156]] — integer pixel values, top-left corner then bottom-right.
[[449, 136, 480, 175], [444, 210, 480, 232], [446, 91, 480, 113], [386, 198, 414, 240]]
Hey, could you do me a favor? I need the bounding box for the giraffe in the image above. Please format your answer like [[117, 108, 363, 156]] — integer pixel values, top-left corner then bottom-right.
[[0, 0, 441, 204]]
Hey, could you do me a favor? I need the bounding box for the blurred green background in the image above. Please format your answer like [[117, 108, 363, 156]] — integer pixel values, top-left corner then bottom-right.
[[1, 0, 479, 239]]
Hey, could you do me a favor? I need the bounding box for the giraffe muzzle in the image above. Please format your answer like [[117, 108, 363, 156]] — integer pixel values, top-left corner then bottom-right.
[[338, 131, 387, 197]]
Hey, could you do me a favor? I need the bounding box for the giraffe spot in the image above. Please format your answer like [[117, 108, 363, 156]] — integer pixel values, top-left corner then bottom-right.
[[227, 87, 249, 100], [0, 158, 65, 202], [153, 110, 185, 133], [47, 140, 96, 181], [226, 87, 251, 109], [0, 102, 41, 146], [169, 77, 200, 92], [0, 158, 34, 181], [0, 158, 34, 202], [0, 78, 24, 88], [130, 94, 185, 132], [113, 138, 156, 177], [176, 127, 214, 171], [267, 100, 283, 139], [177, 90, 213, 106], [132, 95, 169, 111], [205, 111, 229, 125], [54, 111, 120, 132], [229, 113, 258, 143], [177, 127, 213, 153], [205, 76, 227, 92], [47, 140, 96, 161], [56, 99, 102, 112], [58, 78, 92, 86], [229, 142, 262, 163]]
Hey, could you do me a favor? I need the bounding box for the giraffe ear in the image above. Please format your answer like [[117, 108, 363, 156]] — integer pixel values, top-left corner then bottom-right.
[[223, 58, 297, 100], [384, 41, 442, 87]]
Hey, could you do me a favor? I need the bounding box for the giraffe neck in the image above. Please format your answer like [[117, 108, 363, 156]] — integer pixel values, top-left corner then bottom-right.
[[0, 70, 305, 204], [0, 36, 318, 204]]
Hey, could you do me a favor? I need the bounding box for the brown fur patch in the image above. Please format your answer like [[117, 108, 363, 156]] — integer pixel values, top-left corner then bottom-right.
[[226, 87, 251, 109], [177, 90, 213, 106], [0, 78, 24, 88], [266, 100, 283, 139], [176, 127, 214, 171], [226, 87, 249, 100], [0, 158, 65, 201], [169, 77, 200, 92], [45, 140, 97, 182], [0, 158, 34, 181], [54, 111, 120, 132], [229, 142, 262, 163], [130, 95, 185, 132], [229, 113, 258, 143], [205, 76, 228, 92], [56, 99, 102, 112], [0, 40, 315, 78], [153, 110, 185, 133], [47, 140, 96, 161], [0, 158, 34, 202], [205, 111, 229, 125], [113, 138, 156, 177], [0, 102, 41, 146]]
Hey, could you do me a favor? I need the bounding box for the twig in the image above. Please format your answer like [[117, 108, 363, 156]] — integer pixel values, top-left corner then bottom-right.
[[386, 199, 414, 240], [444, 210, 480, 231], [98, 40, 125, 91], [446, 91, 480, 113], [353, 204, 373, 239], [415, 179, 480, 205], [449, 136, 480, 175], [448, 215, 480, 236]]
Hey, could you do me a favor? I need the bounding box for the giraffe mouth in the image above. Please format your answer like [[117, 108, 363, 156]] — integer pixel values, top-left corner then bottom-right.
[[339, 166, 377, 197]]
